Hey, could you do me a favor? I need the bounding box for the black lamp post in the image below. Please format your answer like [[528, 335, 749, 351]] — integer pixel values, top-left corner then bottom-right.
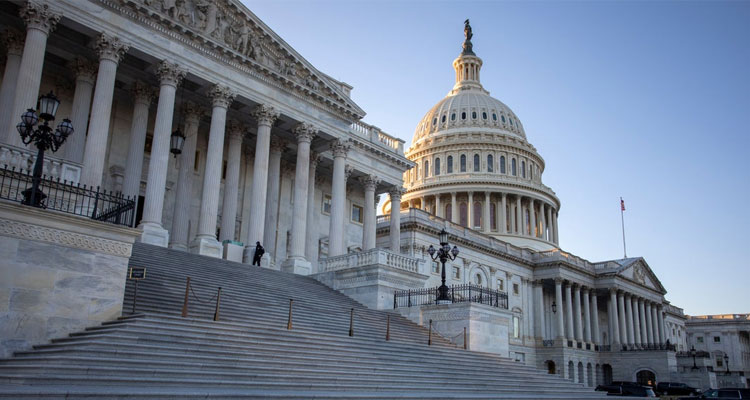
[[551, 301, 557, 314], [724, 354, 729, 374], [691, 345, 698, 370], [427, 229, 459, 303], [169, 127, 185, 157], [16, 91, 74, 207]]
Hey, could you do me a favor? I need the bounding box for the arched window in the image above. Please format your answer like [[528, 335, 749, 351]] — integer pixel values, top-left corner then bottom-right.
[[471, 111, 477, 119], [441, 115, 446, 123], [511, 158, 517, 176], [424, 160, 429, 178], [461, 112, 466, 120], [482, 112, 487, 120], [451, 113, 456, 121], [473, 154, 480, 172], [447, 155, 453, 173], [460, 155, 466, 172], [459, 202, 468, 227], [474, 273, 482, 286], [501, 115, 506, 123], [530, 165, 534, 180], [487, 155, 494, 172], [473, 201, 481, 228], [492, 113, 497, 121], [500, 155, 506, 174], [521, 161, 526, 178], [445, 203, 452, 222], [432, 117, 437, 126], [434, 158, 440, 176]]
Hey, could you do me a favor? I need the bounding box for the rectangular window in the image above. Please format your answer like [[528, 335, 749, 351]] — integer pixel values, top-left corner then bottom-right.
[[351, 205, 363, 224], [714, 336, 721, 343], [697, 336, 704, 343], [453, 266, 460, 279], [716, 358, 723, 367], [432, 261, 440, 274], [513, 316, 520, 338], [497, 278, 504, 291], [322, 194, 332, 215], [513, 283, 519, 296]]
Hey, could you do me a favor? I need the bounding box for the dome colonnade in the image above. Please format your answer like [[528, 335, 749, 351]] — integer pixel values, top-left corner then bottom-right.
[[397, 21, 560, 251]]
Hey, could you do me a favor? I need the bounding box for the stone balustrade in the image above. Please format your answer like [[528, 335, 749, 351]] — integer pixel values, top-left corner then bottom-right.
[[350, 121, 404, 154], [0, 144, 82, 184], [319, 247, 422, 274]]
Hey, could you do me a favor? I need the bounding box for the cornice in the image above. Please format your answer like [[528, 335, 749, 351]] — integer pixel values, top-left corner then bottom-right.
[[404, 179, 560, 208], [102, 0, 363, 122], [349, 137, 414, 170]]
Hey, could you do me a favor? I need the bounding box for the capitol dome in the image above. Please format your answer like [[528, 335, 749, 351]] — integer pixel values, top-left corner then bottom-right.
[[390, 21, 561, 251]]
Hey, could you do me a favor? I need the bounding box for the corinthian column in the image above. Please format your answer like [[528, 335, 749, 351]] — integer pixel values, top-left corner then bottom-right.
[[450, 192, 457, 224], [389, 186, 404, 254], [554, 278, 565, 339], [121, 82, 154, 202], [618, 291, 628, 347], [243, 104, 279, 263], [625, 293, 635, 348], [582, 287, 592, 343], [64, 58, 97, 164], [191, 85, 235, 257], [137, 60, 185, 246], [80, 34, 129, 187], [483, 192, 491, 233], [262, 138, 286, 262], [591, 292, 601, 344], [546, 204, 553, 241], [530, 199, 537, 237], [361, 175, 380, 251], [0, 29, 24, 145], [327, 139, 349, 257], [6, 2, 60, 147], [500, 193, 507, 234], [632, 296, 642, 347], [169, 102, 203, 250], [564, 282, 574, 341], [573, 284, 583, 341], [282, 123, 317, 275], [515, 196, 522, 234], [638, 298, 648, 347], [609, 289, 621, 346], [219, 121, 244, 243], [305, 154, 321, 267]]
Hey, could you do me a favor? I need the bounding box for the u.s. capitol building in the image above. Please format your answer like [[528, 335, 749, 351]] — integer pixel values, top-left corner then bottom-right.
[[0, 0, 746, 393]]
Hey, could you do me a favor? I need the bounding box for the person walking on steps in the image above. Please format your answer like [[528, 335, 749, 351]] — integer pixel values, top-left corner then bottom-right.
[[252, 242, 264, 266]]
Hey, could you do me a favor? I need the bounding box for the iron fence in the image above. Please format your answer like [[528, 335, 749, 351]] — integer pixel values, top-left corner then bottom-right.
[[0, 165, 135, 227], [393, 284, 508, 309]]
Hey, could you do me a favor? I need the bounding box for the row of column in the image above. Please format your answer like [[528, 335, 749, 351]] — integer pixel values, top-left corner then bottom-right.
[[0, 3, 406, 266], [607, 288, 666, 349], [411, 191, 558, 244], [551, 279, 600, 344]]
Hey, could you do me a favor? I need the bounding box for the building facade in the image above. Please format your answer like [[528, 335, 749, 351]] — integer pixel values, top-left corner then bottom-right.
[[685, 314, 750, 388]]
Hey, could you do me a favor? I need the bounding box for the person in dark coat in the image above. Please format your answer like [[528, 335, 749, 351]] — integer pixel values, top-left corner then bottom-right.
[[252, 241, 264, 266]]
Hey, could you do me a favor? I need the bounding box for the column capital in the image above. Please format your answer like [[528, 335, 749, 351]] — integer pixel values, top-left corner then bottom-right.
[[155, 60, 186, 87], [208, 84, 235, 108], [20, 1, 60, 34], [624, 292, 632, 299], [69, 57, 97, 84], [293, 122, 317, 143], [389, 186, 405, 201], [571, 282, 580, 290], [609, 287, 618, 295], [330, 139, 350, 158], [2, 28, 25, 56], [95, 33, 129, 64], [226, 120, 244, 141], [269, 137, 288, 154], [182, 101, 206, 124], [130, 81, 155, 105], [581, 286, 590, 294], [252, 104, 279, 126], [344, 165, 354, 182], [310, 151, 322, 168], [554, 277, 563, 285], [359, 174, 380, 191]]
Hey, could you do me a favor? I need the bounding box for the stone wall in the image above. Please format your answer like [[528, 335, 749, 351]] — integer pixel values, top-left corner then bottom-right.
[[0, 202, 139, 358]]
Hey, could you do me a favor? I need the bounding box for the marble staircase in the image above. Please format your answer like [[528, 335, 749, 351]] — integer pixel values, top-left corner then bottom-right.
[[0, 243, 610, 399]]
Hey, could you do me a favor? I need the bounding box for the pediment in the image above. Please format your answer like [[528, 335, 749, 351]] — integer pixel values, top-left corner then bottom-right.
[[617, 258, 666, 294], [118, 0, 365, 120]]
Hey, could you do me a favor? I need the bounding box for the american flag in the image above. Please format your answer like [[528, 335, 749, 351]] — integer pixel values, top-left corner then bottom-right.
[[620, 198, 625, 212]]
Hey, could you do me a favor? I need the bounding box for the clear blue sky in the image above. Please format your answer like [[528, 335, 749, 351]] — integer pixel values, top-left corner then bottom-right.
[[245, 0, 750, 316]]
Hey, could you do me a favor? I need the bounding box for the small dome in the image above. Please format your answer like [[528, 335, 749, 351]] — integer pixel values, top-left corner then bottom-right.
[[412, 90, 526, 146]]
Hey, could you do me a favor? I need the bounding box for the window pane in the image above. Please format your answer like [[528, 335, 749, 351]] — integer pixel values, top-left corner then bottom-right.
[[447, 156, 453, 173], [500, 156, 506, 174], [487, 155, 493, 172], [473, 154, 480, 172], [522, 161, 526, 178], [435, 158, 440, 176], [323, 195, 332, 214], [424, 161, 429, 178], [512, 159, 517, 176], [460, 155, 466, 172]]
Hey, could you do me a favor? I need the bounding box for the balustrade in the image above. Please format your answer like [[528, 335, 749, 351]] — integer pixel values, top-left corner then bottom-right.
[[0, 143, 81, 184], [319, 248, 422, 273]]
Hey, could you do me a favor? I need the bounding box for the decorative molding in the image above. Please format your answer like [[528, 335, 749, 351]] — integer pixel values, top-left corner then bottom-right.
[[0, 217, 131, 257]]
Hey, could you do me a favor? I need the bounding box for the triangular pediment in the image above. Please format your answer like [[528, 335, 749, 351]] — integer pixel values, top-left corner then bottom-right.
[[119, 0, 365, 120], [616, 258, 666, 294]]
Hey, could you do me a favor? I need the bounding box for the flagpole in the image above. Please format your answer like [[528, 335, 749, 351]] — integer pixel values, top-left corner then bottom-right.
[[620, 197, 627, 259]]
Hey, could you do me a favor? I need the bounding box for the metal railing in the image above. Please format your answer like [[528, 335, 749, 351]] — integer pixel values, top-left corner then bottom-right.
[[394, 284, 508, 309], [0, 165, 135, 227]]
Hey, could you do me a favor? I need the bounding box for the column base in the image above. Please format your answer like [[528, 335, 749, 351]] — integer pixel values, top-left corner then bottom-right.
[[222, 240, 244, 263], [168, 242, 188, 252], [189, 235, 222, 258], [138, 222, 169, 247], [281, 257, 311, 275]]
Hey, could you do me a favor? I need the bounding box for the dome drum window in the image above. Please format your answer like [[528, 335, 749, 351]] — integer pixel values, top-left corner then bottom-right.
[[451, 113, 456, 121], [441, 115, 446, 123], [482, 112, 487, 120], [447, 155, 453, 173], [460, 154, 467, 172], [461, 112, 467, 120], [424, 160, 429, 179], [511, 159, 517, 176], [500, 156, 506, 174], [434, 158, 441, 176], [473, 154, 480, 172], [521, 161, 526, 178], [492, 113, 497, 121], [487, 155, 494, 172], [472, 111, 477, 119]]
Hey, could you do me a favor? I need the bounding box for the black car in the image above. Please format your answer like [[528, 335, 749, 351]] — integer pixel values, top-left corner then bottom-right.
[[657, 381, 701, 396], [595, 381, 656, 397], [679, 388, 750, 399]]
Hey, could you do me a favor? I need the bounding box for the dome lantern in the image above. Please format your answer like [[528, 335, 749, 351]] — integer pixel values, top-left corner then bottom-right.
[[452, 19, 487, 95]]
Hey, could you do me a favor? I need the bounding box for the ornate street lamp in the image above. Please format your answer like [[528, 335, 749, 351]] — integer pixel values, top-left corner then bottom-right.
[[551, 301, 557, 314], [691, 345, 698, 370], [16, 91, 74, 207], [169, 128, 185, 157], [427, 229, 459, 304]]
